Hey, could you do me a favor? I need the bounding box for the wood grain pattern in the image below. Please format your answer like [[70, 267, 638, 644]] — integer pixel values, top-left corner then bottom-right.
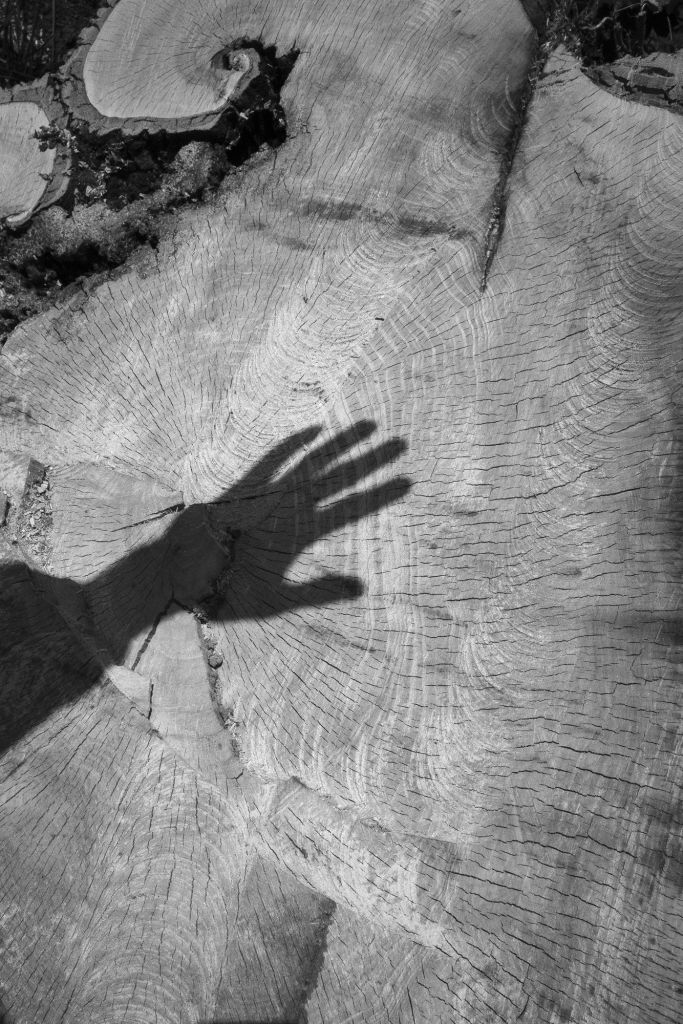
[[303, 905, 498, 1024], [0, 536, 245, 1023], [82, 0, 261, 121], [0, 101, 54, 227], [0, 0, 681, 1021], [586, 48, 683, 113]]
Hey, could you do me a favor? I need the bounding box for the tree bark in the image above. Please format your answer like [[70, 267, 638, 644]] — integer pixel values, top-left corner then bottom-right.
[[0, 0, 682, 1022]]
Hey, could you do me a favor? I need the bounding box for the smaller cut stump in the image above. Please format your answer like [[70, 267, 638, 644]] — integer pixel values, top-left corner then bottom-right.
[[0, 102, 55, 228]]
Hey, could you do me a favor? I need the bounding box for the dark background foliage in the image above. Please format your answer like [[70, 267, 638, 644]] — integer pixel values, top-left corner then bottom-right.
[[1, 1, 681, 89], [561, 0, 683, 64], [0, 0, 101, 86]]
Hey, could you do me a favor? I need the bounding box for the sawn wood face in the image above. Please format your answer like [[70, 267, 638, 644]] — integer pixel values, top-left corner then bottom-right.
[[0, 1, 681, 1022]]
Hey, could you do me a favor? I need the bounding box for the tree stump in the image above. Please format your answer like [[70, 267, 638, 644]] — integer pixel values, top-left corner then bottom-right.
[[0, 0, 682, 1022], [0, 101, 55, 227]]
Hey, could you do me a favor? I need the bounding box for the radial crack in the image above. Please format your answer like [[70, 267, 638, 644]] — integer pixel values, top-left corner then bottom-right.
[[112, 503, 185, 531], [130, 596, 174, 671], [480, 14, 556, 291]]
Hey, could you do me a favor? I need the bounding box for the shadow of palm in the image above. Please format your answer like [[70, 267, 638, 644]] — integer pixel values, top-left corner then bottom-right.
[[0, 420, 410, 755]]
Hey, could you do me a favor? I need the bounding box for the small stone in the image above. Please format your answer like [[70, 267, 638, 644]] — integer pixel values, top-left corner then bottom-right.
[[208, 651, 223, 669]]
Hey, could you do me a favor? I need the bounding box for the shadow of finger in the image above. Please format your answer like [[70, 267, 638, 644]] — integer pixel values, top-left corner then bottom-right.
[[314, 476, 412, 537]]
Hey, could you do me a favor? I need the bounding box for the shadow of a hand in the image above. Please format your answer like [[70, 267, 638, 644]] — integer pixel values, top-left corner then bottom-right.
[[168, 419, 410, 618], [0, 421, 410, 754]]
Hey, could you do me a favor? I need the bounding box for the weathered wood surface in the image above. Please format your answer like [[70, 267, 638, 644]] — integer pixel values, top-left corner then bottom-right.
[[1, 0, 682, 1021], [82, 1, 261, 121], [586, 48, 683, 113], [61, 0, 267, 137], [0, 101, 54, 227], [0, 534, 337, 1022]]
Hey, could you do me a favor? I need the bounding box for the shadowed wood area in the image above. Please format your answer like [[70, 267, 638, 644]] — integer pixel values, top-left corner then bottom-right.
[[0, 0, 682, 1022]]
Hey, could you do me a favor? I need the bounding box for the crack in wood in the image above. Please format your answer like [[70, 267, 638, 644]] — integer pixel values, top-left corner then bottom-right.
[[480, 8, 558, 291], [112, 503, 186, 531], [482, 1, 683, 291], [130, 596, 175, 672]]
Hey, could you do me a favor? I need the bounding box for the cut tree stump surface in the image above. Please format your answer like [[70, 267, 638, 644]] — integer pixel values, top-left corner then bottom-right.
[[586, 49, 683, 113], [0, 0, 682, 1022], [82, 0, 261, 120], [0, 101, 55, 227]]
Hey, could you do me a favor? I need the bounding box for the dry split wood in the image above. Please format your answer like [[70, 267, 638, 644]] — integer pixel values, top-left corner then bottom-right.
[[0, 0, 682, 1021], [83, 0, 261, 121], [0, 101, 55, 228]]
